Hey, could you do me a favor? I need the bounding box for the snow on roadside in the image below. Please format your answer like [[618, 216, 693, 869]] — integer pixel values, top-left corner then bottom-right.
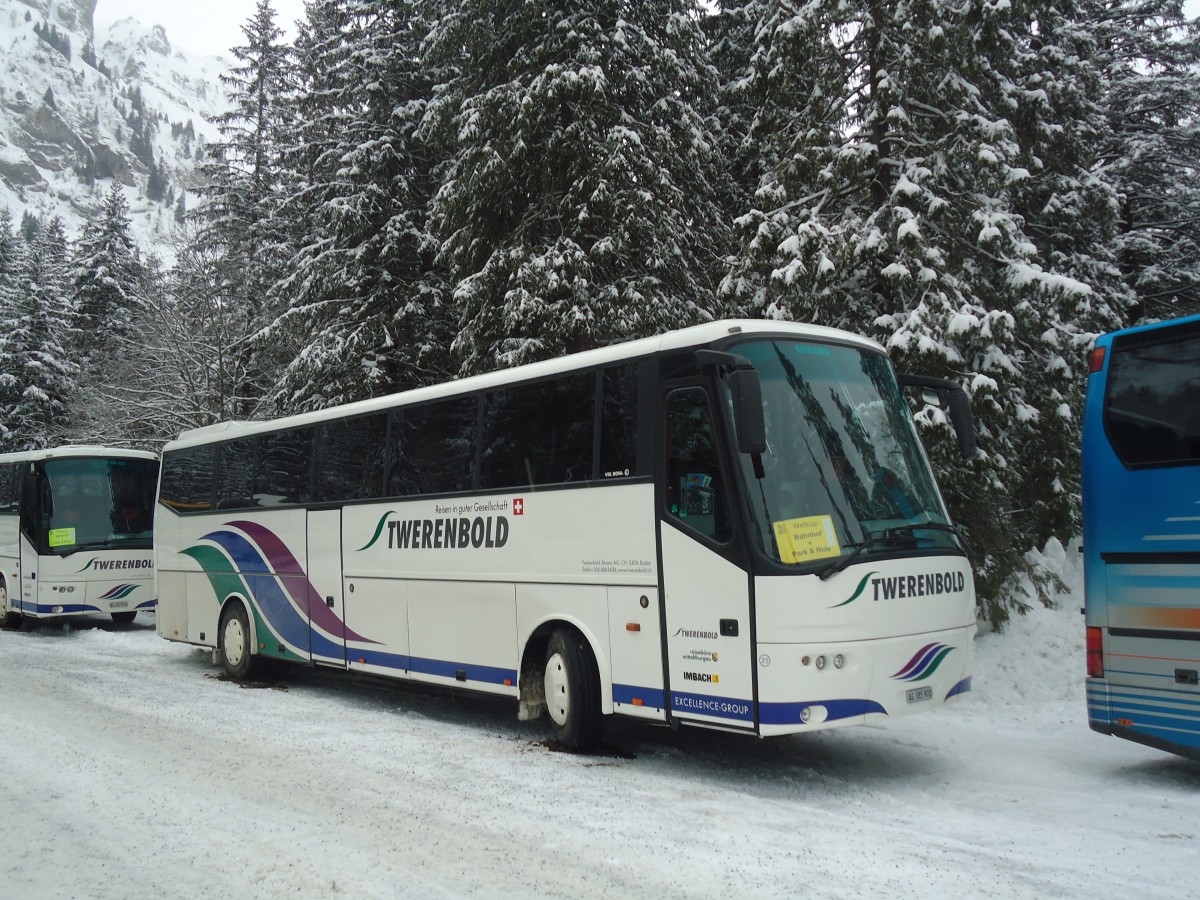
[[973, 537, 1086, 710], [1, 542, 1197, 900]]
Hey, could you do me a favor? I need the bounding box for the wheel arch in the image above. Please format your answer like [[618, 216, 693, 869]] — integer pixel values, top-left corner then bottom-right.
[[218, 591, 260, 656], [0, 573, 20, 628], [519, 616, 613, 716]]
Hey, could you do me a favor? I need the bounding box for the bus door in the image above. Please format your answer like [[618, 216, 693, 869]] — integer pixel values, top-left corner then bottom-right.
[[17, 533, 37, 616], [658, 385, 756, 732], [18, 466, 43, 616], [306, 508, 347, 667]]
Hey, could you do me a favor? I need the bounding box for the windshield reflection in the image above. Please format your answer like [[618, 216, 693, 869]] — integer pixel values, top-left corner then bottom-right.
[[729, 339, 958, 568], [42, 458, 158, 553]]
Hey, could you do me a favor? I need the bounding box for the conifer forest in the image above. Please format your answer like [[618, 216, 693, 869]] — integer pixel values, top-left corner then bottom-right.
[[2, 0, 1199, 624]]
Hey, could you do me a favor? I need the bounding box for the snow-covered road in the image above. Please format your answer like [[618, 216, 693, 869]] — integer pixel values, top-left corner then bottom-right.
[[2, 544, 1197, 899]]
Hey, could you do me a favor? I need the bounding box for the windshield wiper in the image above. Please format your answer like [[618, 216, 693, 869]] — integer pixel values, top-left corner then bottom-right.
[[882, 523, 975, 565], [817, 530, 916, 581], [53, 537, 143, 557], [816, 523, 973, 581]]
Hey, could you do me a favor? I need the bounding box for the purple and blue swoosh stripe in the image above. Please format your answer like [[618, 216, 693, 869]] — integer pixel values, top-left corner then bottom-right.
[[195, 521, 376, 654], [891, 643, 954, 682], [99, 584, 137, 600], [227, 520, 375, 644]]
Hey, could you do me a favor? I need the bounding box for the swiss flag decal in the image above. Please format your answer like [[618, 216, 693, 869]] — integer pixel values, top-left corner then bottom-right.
[[513, 498, 524, 515]]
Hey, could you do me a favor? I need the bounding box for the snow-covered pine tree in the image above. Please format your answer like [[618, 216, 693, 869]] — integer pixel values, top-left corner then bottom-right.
[[0, 210, 27, 449], [67, 183, 148, 443], [1000, 0, 1129, 567], [70, 182, 145, 361], [715, 0, 855, 320], [191, 0, 293, 419], [425, 0, 732, 375], [705, 0, 767, 226], [6, 218, 77, 448], [722, 0, 1096, 625], [1094, 0, 1200, 320], [270, 0, 448, 413]]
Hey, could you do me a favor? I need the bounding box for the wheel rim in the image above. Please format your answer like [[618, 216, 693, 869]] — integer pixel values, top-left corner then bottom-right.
[[223, 615, 246, 669], [545, 651, 571, 726]]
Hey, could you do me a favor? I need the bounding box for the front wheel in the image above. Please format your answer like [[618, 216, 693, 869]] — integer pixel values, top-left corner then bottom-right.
[[0, 582, 21, 630], [110, 611, 137, 625], [543, 629, 604, 751], [218, 602, 257, 680]]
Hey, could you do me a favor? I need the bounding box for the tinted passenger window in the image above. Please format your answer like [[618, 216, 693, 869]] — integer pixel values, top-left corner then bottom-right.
[[258, 428, 313, 505], [600, 365, 639, 478], [217, 438, 257, 508], [0, 464, 14, 513], [392, 398, 478, 496], [315, 414, 389, 502], [1106, 326, 1200, 467], [480, 374, 595, 490], [160, 446, 216, 511]]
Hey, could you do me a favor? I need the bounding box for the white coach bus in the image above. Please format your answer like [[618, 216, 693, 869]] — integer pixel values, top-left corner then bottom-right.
[[155, 320, 978, 749], [0, 446, 159, 629]]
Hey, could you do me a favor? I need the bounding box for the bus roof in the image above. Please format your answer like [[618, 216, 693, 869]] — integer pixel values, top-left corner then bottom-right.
[[164, 318, 884, 451], [1096, 312, 1200, 347], [0, 446, 158, 464]]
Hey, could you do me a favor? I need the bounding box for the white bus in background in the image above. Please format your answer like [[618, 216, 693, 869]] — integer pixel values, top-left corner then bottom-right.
[[155, 320, 978, 750], [0, 446, 159, 629]]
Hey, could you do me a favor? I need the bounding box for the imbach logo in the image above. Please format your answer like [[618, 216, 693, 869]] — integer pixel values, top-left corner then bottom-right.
[[358, 510, 509, 551]]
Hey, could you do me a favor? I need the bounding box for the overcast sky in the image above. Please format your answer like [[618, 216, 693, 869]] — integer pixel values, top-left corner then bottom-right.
[[95, 0, 308, 58], [96, 0, 1200, 61]]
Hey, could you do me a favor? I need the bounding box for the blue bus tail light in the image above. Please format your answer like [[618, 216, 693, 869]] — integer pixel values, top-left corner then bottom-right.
[[1088, 346, 1106, 373], [1086, 626, 1104, 678]]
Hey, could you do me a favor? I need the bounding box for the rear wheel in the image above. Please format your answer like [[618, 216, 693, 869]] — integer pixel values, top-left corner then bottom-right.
[[543, 629, 604, 751], [218, 602, 257, 680], [110, 611, 137, 625]]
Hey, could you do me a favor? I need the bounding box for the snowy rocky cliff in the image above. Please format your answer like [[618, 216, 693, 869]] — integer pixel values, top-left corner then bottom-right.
[[0, 0, 228, 251]]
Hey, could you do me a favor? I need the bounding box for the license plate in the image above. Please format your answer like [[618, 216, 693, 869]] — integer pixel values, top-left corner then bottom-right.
[[906, 686, 933, 704], [109, 600, 129, 609]]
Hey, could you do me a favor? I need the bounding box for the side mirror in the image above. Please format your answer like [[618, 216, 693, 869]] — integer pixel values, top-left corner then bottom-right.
[[728, 367, 767, 455], [897, 373, 979, 461], [694, 349, 767, 455]]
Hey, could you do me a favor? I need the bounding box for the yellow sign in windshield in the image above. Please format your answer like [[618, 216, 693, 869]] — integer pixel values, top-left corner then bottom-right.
[[48, 528, 77, 548], [773, 515, 841, 564]]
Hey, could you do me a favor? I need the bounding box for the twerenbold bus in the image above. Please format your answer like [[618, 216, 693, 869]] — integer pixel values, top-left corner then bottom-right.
[[0, 446, 159, 629], [156, 320, 978, 749], [1083, 313, 1200, 760]]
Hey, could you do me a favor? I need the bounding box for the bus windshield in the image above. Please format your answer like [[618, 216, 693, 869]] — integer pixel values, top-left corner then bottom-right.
[[730, 339, 958, 569], [42, 457, 158, 553]]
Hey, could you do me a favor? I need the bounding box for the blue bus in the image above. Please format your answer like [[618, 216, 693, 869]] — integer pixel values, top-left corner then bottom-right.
[[1082, 314, 1200, 760]]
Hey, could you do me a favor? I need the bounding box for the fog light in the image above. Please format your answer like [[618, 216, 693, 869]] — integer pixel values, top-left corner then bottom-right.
[[834, 654, 845, 669], [800, 706, 812, 723], [815, 655, 826, 670], [53, 605, 64, 613]]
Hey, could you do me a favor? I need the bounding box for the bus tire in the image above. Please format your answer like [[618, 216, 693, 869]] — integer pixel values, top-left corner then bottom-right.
[[219, 602, 256, 681], [0, 582, 21, 630], [110, 611, 137, 625], [544, 629, 605, 751]]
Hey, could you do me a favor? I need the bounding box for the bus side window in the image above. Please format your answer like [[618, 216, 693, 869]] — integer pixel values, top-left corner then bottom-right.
[[665, 387, 732, 543]]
